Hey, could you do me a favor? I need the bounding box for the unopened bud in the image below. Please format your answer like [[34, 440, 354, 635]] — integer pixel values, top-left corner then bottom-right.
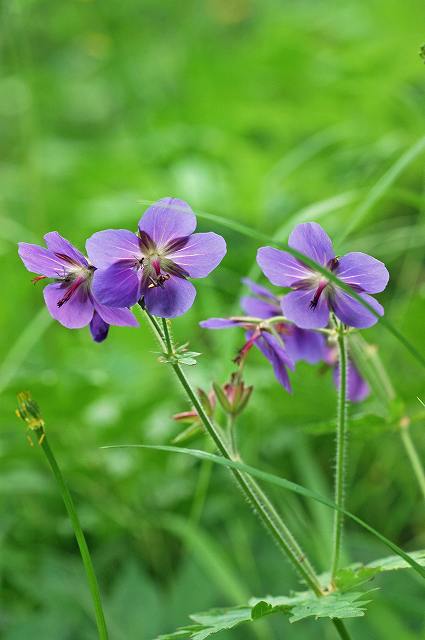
[[16, 391, 45, 431]]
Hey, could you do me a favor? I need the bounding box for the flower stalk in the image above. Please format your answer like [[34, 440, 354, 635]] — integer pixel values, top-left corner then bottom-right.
[[145, 312, 323, 595], [16, 392, 109, 640], [330, 323, 349, 584]]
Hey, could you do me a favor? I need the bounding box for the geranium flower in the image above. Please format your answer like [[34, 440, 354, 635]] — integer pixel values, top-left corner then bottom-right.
[[200, 279, 325, 392], [257, 222, 389, 329], [86, 198, 227, 318], [18, 232, 138, 342]]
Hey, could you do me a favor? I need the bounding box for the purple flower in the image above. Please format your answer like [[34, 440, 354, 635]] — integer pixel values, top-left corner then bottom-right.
[[18, 232, 138, 342], [86, 198, 227, 318], [324, 346, 370, 403], [200, 279, 326, 392], [257, 222, 389, 330]]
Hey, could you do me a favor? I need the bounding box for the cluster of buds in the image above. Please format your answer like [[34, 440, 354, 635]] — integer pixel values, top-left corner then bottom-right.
[[213, 372, 253, 418], [172, 373, 253, 442]]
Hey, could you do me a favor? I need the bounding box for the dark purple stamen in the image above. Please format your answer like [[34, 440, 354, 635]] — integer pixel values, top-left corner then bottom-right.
[[57, 277, 84, 307]]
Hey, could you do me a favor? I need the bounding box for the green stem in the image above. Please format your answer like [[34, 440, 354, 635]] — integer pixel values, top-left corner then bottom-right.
[[150, 313, 322, 596], [38, 432, 109, 640], [331, 325, 348, 583], [400, 424, 425, 503], [332, 619, 353, 640]]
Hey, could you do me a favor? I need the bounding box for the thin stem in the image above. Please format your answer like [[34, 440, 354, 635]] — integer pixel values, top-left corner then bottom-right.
[[38, 432, 108, 639], [226, 413, 237, 457], [332, 619, 353, 640], [400, 424, 425, 502], [146, 310, 323, 596], [330, 324, 348, 584]]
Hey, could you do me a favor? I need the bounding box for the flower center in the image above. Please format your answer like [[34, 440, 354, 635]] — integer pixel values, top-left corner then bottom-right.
[[308, 257, 339, 311], [56, 265, 93, 307]]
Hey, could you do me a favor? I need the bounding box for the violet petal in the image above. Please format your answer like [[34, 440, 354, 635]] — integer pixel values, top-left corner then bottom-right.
[[44, 232, 88, 267], [86, 229, 141, 269], [18, 243, 72, 278], [93, 300, 139, 327], [143, 276, 196, 318], [284, 327, 327, 364], [90, 311, 110, 342], [288, 222, 335, 266], [92, 261, 141, 308], [138, 198, 196, 248], [167, 232, 226, 278], [332, 290, 383, 328], [281, 288, 329, 329], [335, 252, 389, 294], [257, 246, 311, 287], [43, 282, 94, 329]]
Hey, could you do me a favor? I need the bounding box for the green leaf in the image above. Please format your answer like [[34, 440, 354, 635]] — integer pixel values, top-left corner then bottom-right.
[[288, 591, 371, 623], [104, 444, 425, 581], [153, 589, 371, 639]]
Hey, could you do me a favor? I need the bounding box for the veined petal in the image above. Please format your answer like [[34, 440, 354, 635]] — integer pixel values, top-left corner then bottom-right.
[[332, 290, 383, 328], [90, 311, 109, 342], [335, 252, 389, 294], [200, 318, 240, 329], [18, 243, 72, 278], [138, 198, 196, 248], [86, 229, 141, 269], [257, 246, 311, 287], [43, 282, 94, 329], [44, 232, 88, 267], [284, 327, 326, 364], [143, 276, 196, 318], [92, 261, 141, 308], [167, 232, 226, 278], [288, 222, 335, 266], [93, 299, 139, 327], [281, 288, 329, 329]]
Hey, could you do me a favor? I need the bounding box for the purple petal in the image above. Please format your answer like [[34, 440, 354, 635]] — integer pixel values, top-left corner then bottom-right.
[[90, 311, 109, 342], [167, 232, 226, 278], [43, 282, 94, 329], [92, 261, 141, 308], [44, 232, 88, 267], [257, 246, 311, 287], [281, 289, 329, 329], [93, 300, 139, 327], [86, 230, 141, 269], [138, 198, 196, 249], [333, 360, 370, 403], [288, 222, 335, 266], [284, 327, 326, 364], [254, 332, 293, 392], [18, 243, 71, 278], [240, 296, 279, 319], [332, 290, 383, 328], [143, 276, 196, 318], [200, 318, 240, 329], [335, 252, 389, 294], [241, 278, 277, 300]]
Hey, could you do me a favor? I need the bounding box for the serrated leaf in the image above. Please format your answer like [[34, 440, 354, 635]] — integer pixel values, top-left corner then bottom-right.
[[288, 591, 370, 623]]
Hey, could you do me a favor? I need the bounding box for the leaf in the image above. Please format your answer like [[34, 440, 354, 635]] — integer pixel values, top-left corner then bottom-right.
[[288, 591, 370, 623], [153, 589, 371, 639], [103, 444, 425, 582]]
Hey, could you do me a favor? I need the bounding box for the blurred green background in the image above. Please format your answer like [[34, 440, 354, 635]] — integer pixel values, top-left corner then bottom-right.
[[1, 0, 425, 638]]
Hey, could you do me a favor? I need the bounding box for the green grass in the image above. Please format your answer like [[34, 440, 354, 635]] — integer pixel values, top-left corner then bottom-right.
[[1, 0, 425, 638]]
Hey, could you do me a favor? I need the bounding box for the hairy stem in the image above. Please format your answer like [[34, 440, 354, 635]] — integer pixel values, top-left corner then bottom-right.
[[37, 431, 108, 639], [331, 325, 348, 583], [147, 313, 323, 595]]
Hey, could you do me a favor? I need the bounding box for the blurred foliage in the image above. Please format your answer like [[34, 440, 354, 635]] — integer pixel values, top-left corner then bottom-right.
[[1, 0, 425, 638]]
